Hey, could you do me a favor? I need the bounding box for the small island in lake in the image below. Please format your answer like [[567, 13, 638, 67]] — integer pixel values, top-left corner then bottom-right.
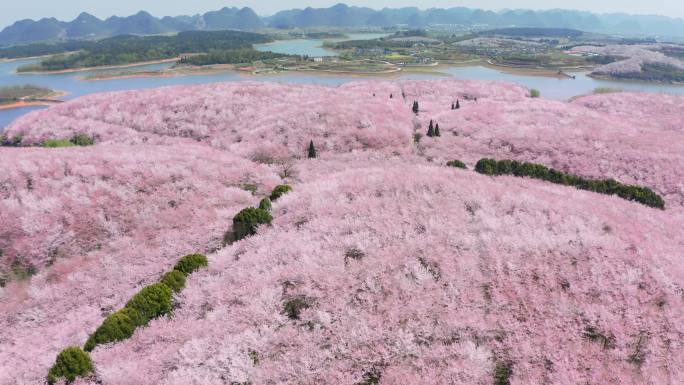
[[0, 85, 66, 110]]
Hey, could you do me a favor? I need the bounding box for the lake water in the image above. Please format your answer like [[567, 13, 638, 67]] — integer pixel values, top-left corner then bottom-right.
[[2, 35, 684, 129], [254, 33, 391, 57], [444, 66, 684, 101]]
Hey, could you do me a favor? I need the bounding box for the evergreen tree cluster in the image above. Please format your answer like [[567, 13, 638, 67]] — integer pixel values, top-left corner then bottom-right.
[[475, 158, 665, 209], [233, 207, 273, 240], [451, 100, 460, 110], [412, 101, 419, 114], [230, 184, 291, 242], [427, 120, 441, 137]]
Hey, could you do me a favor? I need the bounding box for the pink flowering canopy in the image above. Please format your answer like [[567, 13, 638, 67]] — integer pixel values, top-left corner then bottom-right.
[[572, 44, 684, 75], [1, 79, 683, 385]]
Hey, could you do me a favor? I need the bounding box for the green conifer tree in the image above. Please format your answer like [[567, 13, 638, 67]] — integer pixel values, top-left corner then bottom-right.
[[307, 140, 317, 159], [435, 123, 441, 137], [427, 120, 435, 137]]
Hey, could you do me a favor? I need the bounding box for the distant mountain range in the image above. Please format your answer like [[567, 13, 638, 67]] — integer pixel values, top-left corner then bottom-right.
[[265, 4, 684, 38], [0, 8, 264, 46], [2, 3, 684, 47]]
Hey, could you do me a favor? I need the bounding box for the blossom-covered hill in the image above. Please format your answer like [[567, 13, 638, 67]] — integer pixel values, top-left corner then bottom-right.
[[5, 81, 682, 206], [89, 164, 684, 385], [572, 44, 684, 80], [1, 80, 683, 385]]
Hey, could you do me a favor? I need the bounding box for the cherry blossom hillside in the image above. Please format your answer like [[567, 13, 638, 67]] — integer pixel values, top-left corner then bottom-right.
[[88, 164, 684, 385], [1, 80, 683, 385], [4, 80, 682, 206], [572, 45, 684, 81], [0, 144, 281, 383]]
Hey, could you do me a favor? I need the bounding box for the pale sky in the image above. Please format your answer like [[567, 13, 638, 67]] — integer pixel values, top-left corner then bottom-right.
[[2, 1, 683, 29]]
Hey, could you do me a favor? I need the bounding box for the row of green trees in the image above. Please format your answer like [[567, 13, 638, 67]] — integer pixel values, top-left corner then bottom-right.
[[43, 134, 95, 148], [0, 134, 23, 147], [46, 183, 295, 384], [474, 158, 665, 209], [47, 253, 208, 384], [2, 133, 94, 148], [46, 182, 297, 383]]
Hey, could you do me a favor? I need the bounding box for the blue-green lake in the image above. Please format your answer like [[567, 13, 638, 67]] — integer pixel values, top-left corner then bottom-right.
[[254, 33, 391, 57]]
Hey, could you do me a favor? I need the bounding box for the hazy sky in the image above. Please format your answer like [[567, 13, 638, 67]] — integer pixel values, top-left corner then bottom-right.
[[2, 1, 683, 28]]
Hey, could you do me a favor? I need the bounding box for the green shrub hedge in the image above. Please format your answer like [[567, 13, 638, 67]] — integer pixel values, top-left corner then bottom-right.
[[44, 139, 75, 148], [241, 183, 258, 195], [0, 134, 23, 147], [355, 369, 382, 385], [161, 269, 187, 292], [475, 158, 498, 176], [47, 347, 93, 384], [70, 134, 95, 146], [233, 207, 273, 240], [269, 184, 292, 201], [446, 160, 467, 169], [474, 158, 665, 209], [125, 283, 173, 323], [43, 134, 94, 148], [259, 197, 272, 211], [493, 361, 513, 385], [84, 308, 144, 352], [173, 253, 208, 276]]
